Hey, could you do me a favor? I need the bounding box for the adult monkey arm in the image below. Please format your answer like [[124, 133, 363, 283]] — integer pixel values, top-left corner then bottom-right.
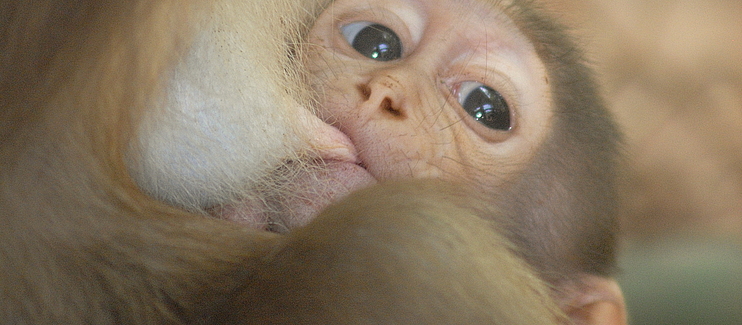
[[1, 0, 565, 324], [219, 181, 566, 324]]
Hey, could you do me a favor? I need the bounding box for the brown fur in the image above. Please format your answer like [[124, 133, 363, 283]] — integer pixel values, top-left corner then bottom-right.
[[1, 0, 566, 323]]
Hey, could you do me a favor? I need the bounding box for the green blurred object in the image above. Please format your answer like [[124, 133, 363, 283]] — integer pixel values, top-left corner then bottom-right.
[[618, 238, 742, 325]]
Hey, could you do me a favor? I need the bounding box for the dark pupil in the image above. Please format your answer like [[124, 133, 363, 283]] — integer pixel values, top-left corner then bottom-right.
[[352, 24, 402, 61], [463, 86, 511, 130]]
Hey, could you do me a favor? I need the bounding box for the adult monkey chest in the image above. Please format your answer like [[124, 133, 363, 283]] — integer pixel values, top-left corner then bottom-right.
[[0, 0, 624, 324]]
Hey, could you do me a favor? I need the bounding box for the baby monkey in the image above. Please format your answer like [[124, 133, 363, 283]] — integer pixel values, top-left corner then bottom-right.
[[305, 0, 625, 323]]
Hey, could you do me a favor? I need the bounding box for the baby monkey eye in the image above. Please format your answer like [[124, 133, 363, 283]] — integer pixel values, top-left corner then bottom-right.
[[458, 81, 512, 131], [341, 22, 402, 61]]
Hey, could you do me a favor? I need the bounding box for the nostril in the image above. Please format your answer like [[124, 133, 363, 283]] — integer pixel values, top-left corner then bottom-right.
[[380, 97, 403, 117], [357, 84, 371, 100], [358, 83, 404, 118]]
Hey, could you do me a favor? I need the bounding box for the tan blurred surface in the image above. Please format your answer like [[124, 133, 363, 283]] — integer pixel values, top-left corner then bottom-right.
[[540, 1, 742, 324], [545, 0, 742, 239]]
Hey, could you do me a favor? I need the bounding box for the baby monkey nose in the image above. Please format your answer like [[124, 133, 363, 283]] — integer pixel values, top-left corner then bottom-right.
[[357, 75, 407, 119]]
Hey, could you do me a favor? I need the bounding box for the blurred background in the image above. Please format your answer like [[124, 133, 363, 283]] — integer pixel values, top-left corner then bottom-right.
[[542, 0, 742, 323]]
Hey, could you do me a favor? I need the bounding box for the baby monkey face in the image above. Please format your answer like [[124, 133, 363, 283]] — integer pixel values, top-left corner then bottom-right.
[[306, 0, 553, 188]]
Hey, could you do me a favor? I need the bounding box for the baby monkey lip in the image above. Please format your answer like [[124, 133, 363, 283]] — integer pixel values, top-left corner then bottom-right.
[[208, 160, 375, 233], [210, 125, 377, 232]]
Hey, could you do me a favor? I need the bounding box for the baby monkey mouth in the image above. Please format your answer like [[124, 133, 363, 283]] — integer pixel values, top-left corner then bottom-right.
[[210, 159, 375, 233], [209, 128, 377, 233]]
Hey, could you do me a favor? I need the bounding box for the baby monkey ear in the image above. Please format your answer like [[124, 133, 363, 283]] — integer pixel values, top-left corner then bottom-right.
[[562, 275, 627, 325]]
